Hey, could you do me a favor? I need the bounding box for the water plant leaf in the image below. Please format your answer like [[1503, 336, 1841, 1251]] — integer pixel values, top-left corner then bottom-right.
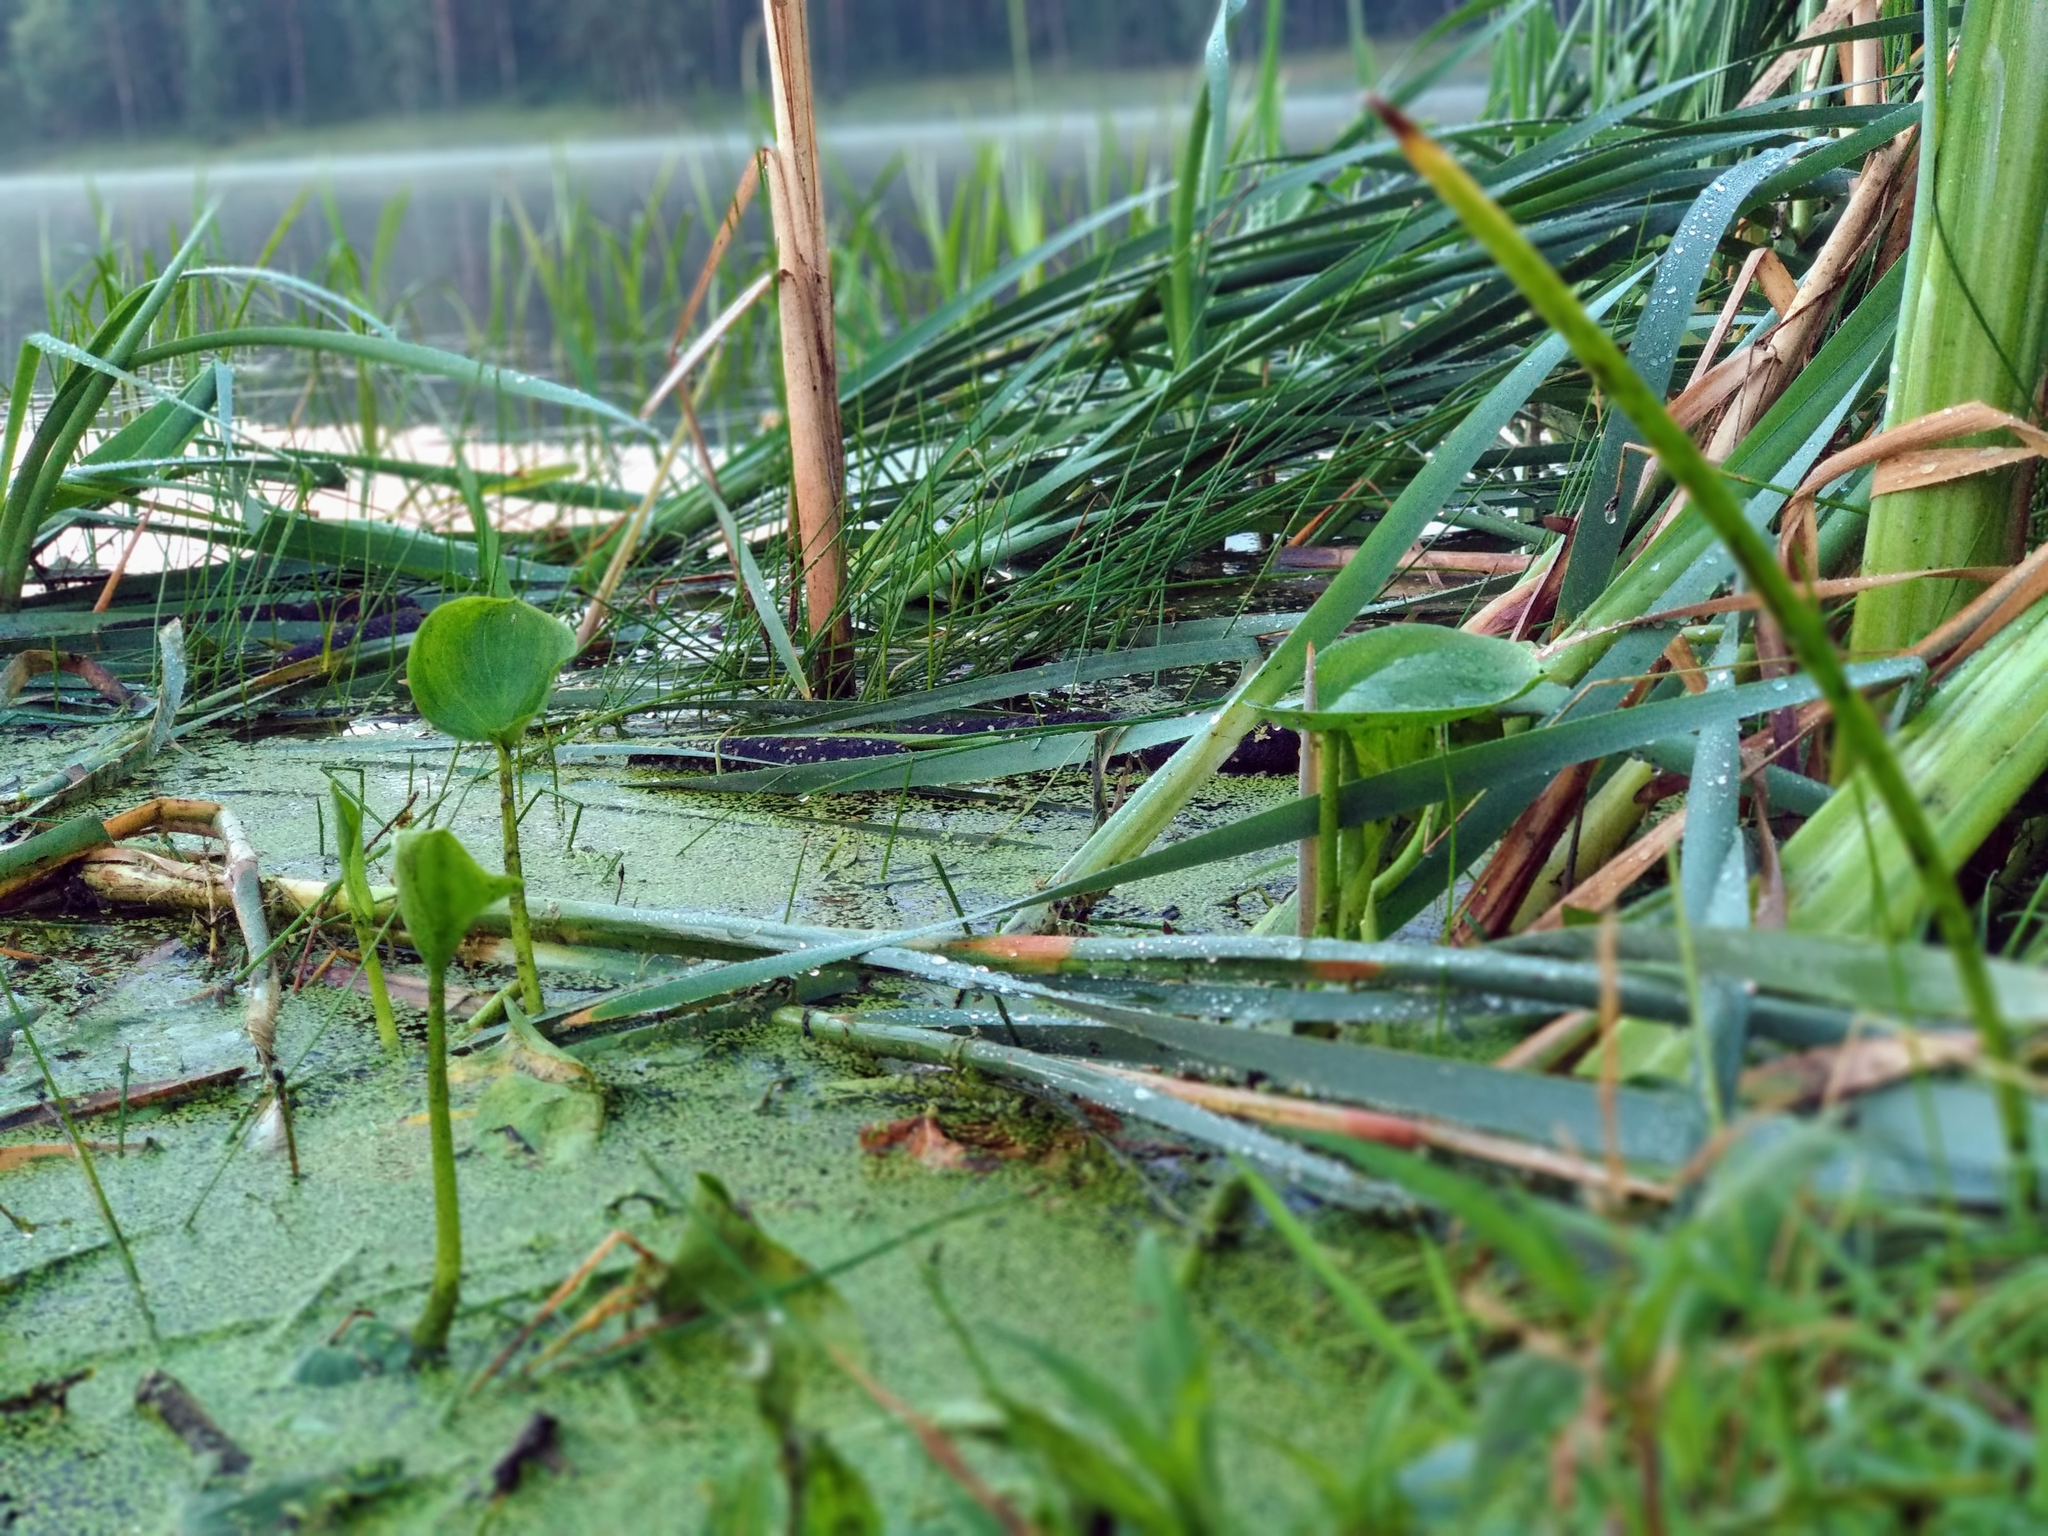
[[328, 784, 378, 932], [1258, 626, 1539, 730], [1555, 142, 1808, 616], [392, 828, 519, 977], [250, 508, 572, 590], [468, 1008, 604, 1164], [405, 597, 576, 747], [126, 326, 650, 437], [791, 1436, 884, 1534], [1507, 925, 2048, 1029]]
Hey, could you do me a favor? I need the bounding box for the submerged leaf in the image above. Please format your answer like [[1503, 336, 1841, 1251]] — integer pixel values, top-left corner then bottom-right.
[[178, 1458, 410, 1535], [474, 1067, 603, 1165]]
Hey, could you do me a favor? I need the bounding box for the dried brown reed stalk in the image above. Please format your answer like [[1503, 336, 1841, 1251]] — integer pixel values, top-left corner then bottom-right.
[[762, 0, 853, 696]]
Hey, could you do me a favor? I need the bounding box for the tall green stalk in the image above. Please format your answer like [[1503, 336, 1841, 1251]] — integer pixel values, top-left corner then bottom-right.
[[395, 827, 518, 1360], [332, 780, 400, 1052], [414, 967, 461, 1357], [1004, 0, 1032, 109], [1850, 0, 2048, 655], [1344, 0, 1376, 86], [497, 742, 543, 1015]]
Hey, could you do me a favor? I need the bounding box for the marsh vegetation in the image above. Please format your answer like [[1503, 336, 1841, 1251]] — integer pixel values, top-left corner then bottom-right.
[[1, 0, 2047, 1529]]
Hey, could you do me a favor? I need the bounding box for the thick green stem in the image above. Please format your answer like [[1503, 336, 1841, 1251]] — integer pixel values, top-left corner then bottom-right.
[[1316, 731, 1342, 937], [413, 967, 461, 1358], [1336, 822, 1389, 943], [1337, 736, 1367, 936], [350, 918, 400, 1052], [496, 740, 544, 1015], [1850, 0, 2048, 654]]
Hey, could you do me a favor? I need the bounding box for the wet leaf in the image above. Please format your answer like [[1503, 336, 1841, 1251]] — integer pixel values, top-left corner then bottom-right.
[[860, 1114, 973, 1170], [0, 1141, 115, 1175], [1257, 626, 1540, 730], [289, 1320, 413, 1388], [328, 782, 377, 928], [502, 1007, 594, 1086], [475, 1067, 603, 1165], [404, 596, 575, 747]]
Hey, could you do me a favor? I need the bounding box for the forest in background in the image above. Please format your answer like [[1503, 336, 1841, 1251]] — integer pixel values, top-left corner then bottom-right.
[[0, 0, 1454, 148]]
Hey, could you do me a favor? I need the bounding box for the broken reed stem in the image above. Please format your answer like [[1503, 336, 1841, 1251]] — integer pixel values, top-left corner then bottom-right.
[[413, 967, 462, 1358], [762, 0, 853, 697], [496, 742, 544, 1015], [824, 1342, 1038, 1536]]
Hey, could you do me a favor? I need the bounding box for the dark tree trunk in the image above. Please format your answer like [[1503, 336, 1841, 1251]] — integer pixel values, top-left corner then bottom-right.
[[282, 0, 308, 118], [494, 0, 518, 93], [431, 0, 459, 107], [102, 4, 137, 138], [711, 0, 735, 90]]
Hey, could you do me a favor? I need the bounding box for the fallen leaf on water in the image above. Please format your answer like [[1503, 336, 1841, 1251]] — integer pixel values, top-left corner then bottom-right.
[[860, 1115, 972, 1171], [0, 1142, 119, 1175], [458, 1011, 605, 1165]]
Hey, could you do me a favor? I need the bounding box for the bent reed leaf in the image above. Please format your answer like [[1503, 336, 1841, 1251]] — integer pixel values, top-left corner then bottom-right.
[[1369, 95, 2033, 1208]]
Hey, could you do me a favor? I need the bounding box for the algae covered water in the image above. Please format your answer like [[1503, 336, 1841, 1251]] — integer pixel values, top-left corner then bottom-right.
[[0, 723, 1376, 1531]]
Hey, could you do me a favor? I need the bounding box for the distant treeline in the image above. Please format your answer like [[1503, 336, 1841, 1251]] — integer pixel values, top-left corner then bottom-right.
[[2, 0, 1455, 144]]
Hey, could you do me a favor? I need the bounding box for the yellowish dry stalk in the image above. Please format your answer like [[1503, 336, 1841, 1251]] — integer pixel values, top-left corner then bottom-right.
[[1845, 0, 1882, 109], [762, 0, 853, 696]]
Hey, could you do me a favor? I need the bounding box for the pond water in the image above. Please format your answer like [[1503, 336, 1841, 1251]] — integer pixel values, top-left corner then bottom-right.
[[0, 84, 1485, 363], [0, 704, 1373, 1531]]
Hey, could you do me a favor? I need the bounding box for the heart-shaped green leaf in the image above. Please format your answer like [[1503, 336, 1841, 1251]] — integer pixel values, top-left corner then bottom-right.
[[405, 596, 576, 746], [1257, 626, 1539, 730], [393, 827, 520, 975]]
